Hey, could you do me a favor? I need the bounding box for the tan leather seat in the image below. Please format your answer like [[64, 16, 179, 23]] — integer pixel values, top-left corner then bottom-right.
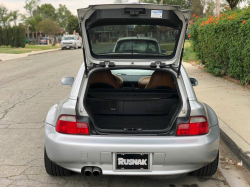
[[145, 71, 176, 89], [90, 70, 121, 89], [113, 74, 123, 88], [138, 76, 151, 89]]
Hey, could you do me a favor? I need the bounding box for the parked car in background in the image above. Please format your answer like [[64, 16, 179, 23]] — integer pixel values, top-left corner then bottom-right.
[[53, 36, 63, 43], [110, 37, 167, 54], [61, 35, 81, 50], [39, 37, 52, 45]]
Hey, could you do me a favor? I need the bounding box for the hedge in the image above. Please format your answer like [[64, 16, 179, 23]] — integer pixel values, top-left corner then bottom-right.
[[0, 26, 2, 46], [0, 25, 26, 48], [190, 7, 250, 85]]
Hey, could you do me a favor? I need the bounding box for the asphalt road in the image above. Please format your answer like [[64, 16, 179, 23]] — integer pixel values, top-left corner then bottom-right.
[[0, 49, 232, 186]]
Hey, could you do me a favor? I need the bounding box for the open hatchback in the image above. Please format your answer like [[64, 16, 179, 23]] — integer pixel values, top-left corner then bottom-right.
[[44, 4, 220, 177], [76, 4, 191, 134]]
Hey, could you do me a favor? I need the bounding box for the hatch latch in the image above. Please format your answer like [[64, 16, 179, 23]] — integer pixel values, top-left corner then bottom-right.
[[124, 8, 146, 16], [150, 61, 166, 68], [99, 61, 115, 68]]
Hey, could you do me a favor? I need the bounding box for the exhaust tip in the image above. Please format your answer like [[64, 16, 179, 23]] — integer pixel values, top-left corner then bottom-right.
[[93, 167, 101, 176], [82, 167, 93, 176]]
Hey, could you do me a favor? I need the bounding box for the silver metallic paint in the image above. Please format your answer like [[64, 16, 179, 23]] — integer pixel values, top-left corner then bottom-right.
[[45, 124, 219, 175]]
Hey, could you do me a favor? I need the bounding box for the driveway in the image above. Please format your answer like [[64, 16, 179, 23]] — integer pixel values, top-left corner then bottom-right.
[[0, 50, 237, 186]]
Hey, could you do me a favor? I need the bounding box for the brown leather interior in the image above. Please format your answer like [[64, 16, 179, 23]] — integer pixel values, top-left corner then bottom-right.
[[138, 76, 151, 89], [145, 71, 176, 89], [113, 74, 123, 88], [90, 70, 120, 89]]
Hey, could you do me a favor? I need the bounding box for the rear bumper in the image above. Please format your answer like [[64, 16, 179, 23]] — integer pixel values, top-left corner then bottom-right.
[[45, 124, 220, 175], [61, 44, 74, 48]]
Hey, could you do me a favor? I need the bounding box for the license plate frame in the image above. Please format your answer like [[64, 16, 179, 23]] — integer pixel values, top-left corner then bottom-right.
[[114, 153, 151, 171]]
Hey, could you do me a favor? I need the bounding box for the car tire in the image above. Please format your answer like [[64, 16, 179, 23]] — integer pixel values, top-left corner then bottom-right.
[[190, 151, 219, 176], [44, 149, 72, 176], [61, 48, 64, 50]]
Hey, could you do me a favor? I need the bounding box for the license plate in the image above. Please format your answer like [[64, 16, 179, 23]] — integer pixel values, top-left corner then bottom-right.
[[66, 46, 69, 48], [116, 153, 149, 170]]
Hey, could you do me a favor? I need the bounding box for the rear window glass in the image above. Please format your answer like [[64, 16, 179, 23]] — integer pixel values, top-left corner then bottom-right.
[[88, 24, 180, 58]]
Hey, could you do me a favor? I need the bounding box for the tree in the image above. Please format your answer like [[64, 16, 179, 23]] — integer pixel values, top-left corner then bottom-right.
[[19, 25, 26, 48], [24, 0, 40, 17], [56, 4, 72, 30], [191, 0, 205, 17], [66, 15, 80, 34], [14, 26, 20, 47], [9, 10, 21, 26], [38, 4, 56, 20], [21, 14, 30, 42], [21, 13, 42, 43], [2, 26, 9, 46], [139, 0, 191, 9], [37, 19, 61, 38], [0, 4, 10, 27], [205, 0, 215, 16], [9, 26, 14, 47], [225, 0, 245, 8], [0, 26, 3, 46], [215, 0, 220, 16]]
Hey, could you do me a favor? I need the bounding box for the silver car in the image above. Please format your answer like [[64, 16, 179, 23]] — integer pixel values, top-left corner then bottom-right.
[[45, 4, 219, 177], [61, 35, 81, 50]]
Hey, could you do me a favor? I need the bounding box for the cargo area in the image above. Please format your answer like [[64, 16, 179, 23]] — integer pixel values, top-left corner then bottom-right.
[[84, 69, 181, 133]]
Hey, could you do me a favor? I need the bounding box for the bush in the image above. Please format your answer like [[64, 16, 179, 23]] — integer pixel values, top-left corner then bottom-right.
[[14, 26, 20, 48], [0, 26, 3, 46], [2, 26, 9, 46], [19, 25, 26, 48], [190, 8, 250, 85], [9, 27, 14, 47]]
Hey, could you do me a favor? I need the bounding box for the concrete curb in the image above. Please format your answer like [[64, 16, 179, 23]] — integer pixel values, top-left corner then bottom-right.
[[28, 48, 61, 57], [0, 48, 61, 62], [219, 118, 250, 171]]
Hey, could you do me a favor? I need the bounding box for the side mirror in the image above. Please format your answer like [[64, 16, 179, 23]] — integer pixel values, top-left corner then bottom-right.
[[61, 77, 74, 86], [162, 49, 166, 54], [189, 77, 198, 86]]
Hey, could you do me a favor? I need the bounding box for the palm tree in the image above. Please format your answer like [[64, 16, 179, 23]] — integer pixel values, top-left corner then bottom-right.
[[9, 10, 21, 26], [21, 14, 30, 43], [21, 13, 42, 43], [0, 4, 10, 27]]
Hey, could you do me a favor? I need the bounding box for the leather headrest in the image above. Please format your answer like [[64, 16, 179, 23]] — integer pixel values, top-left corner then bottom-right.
[[90, 70, 119, 89], [138, 76, 151, 89], [145, 71, 176, 89]]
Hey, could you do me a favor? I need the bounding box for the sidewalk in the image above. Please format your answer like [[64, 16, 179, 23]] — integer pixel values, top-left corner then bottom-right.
[[183, 62, 250, 170], [0, 48, 60, 62]]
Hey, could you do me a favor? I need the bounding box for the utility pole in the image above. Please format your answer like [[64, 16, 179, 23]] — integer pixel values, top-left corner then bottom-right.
[[216, 0, 220, 16]]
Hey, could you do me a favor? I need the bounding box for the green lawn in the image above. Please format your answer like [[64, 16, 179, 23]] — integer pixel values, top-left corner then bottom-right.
[[0, 45, 60, 54], [160, 43, 175, 51], [183, 41, 199, 63]]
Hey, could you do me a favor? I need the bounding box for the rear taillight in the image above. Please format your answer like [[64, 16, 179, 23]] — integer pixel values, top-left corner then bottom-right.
[[176, 116, 209, 136], [56, 115, 89, 135]]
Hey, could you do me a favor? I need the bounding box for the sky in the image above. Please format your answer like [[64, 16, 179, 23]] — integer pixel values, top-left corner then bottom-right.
[[0, 0, 133, 15], [1, 0, 249, 16]]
